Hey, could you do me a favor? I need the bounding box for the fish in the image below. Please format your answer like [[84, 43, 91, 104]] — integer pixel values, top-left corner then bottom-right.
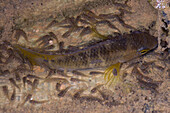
[[79, 96, 103, 103], [13, 31, 158, 87], [56, 82, 62, 91], [70, 78, 87, 82], [43, 77, 69, 83], [20, 93, 32, 107], [73, 88, 86, 99], [72, 70, 89, 77], [2, 85, 10, 100], [26, 79, 33, 86], [9, 78, 20, 91], [29, 99, 49, 104], [15, 72, 21, 82], [26, 74, 43, 80], [31, 79, 39, 91], [91, 84, 104, 93], [89, 71, 104, 76], [10, 88, 16, 102], [22, 76, 27, 88], [57, 86, 72, 97]]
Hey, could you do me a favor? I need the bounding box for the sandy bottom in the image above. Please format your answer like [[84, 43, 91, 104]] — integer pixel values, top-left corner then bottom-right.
[[0, 0, 169, 113]]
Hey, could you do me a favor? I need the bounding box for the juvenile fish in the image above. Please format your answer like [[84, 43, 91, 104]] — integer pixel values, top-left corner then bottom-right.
[[22, 76, 27, 88], [56, 82, 62, 91], [29, 99, 49, 104], [10, 88, 16, 102], [58, 86, 72, 97], [70, 78, 87, 82], [26, 79, 33, 86], [91, 84, 104, 93], [2, 85, 9, 100], [15, 72, 21, 82], [44, 77, 68, 83], [27, 74, 43, 79], [20, 94, 32, 107], [72, 70, 89, 77], [9, 78, 20, 91], [32, 79, 39, 91]]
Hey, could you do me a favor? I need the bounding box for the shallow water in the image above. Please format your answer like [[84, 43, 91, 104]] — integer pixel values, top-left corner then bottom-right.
[[0, 0, 169, 112]]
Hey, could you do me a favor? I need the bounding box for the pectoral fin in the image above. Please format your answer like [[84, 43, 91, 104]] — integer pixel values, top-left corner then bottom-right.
[[104, 63, 121, 87]]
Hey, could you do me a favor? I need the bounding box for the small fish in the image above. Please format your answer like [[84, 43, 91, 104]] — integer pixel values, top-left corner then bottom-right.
[[79, 19, 90, 25], [27, 74, 43, 79], [0, 70, 10, 77], [59, 41, 64, 51], [89, 71, 104, 76], [132, 66, 153, 82], [29, 99, 49, 104], [13, 29, 28, 42], [9, 78, 20, 91], [4, 55, 15, 64], [32, 79, 39, 91], [96, 20, 120, 32], [45, 20, 58, 29], [35, 35, 52, 47], [20, 94, 32, 107], [43, 45, 55, 50], [2, 85, 9, 100], [79, 26, 92, 37], [70, 78, 87, 82], [59, 25, 72, 28], [79, 96, 103, 103], [62, 29, 72, 38], [15, 72, 21, 82], [97, 89, 109, 100], [137, 78, 159, 93], [26, 79, 33, 86], [91, 84, 104, 93], [44, 77, 69, 83], [56, 82, 62, 91], [72, 70, 89, 77], [73, 89, 86, 99], [80, 13, 97, 23], [45, 69, 56, 79], [22, 76, 27, 88], [56, 69, 69, 77], [10, 88, 16, 102], [58, 86, 72, 97]]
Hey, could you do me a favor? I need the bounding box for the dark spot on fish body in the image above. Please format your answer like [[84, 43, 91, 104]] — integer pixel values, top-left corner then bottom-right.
[[69, 55, 77, 62], [99, 45, 108, 59], [63, 56, 70, 66], [51, 59, 55, 62], [90, 59, 103, 64], [57, 59, 63, 65], [43, 59, 49, 62], [78, 52, 88, 66], [112, 68, 117, 76], [58, 86, 71, 97], [15, 72, 21, 82], [89, 48, 99, 59]]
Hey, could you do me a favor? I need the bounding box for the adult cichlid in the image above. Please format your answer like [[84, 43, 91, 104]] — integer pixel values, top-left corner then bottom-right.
[[13, 31, 158, 70], [13, 31, 158, 87]]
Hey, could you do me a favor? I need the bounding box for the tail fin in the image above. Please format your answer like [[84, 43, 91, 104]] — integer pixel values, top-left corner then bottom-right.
[[13, 44, 58, 67]]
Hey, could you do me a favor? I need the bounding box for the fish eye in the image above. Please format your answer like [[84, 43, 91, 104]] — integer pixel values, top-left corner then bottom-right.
[[140, 49, 149, 54]]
